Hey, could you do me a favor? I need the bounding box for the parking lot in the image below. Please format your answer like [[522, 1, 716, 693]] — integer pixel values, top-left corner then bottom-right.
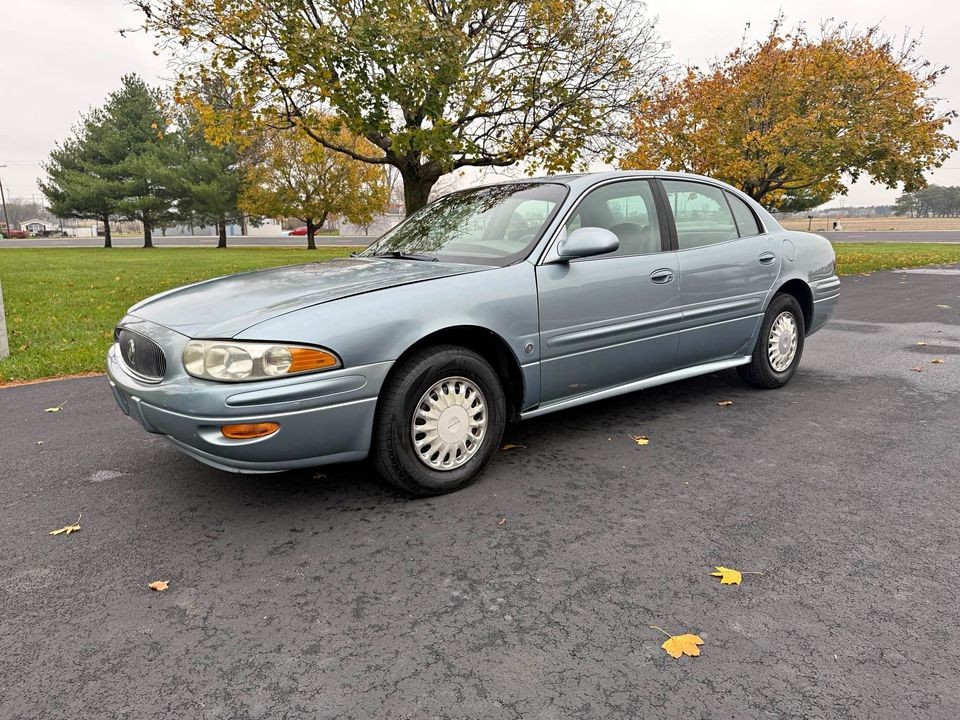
[[1, 267, 958, 719]]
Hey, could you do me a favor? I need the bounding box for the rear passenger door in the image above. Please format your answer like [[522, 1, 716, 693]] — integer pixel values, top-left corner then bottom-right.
[[659, 179, 779, 367]]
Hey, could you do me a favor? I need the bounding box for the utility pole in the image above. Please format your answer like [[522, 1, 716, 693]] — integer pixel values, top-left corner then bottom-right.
[[0, 166, 7, 359], [0, 165, 10, 233]]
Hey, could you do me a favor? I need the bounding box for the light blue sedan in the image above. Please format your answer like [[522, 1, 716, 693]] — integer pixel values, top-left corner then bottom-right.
[[107, 171, 840, 495]]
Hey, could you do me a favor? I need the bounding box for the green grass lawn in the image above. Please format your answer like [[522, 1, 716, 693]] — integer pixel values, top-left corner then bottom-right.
[[0, 247, 353, 383], [830, 242, 960, 275], [1, 242, 958, 384]]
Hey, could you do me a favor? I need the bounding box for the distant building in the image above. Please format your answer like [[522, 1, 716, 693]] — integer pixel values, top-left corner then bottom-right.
[[20, 219, 55, 235]]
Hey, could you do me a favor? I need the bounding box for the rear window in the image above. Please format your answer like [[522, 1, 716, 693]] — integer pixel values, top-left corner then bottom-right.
[[661, 180, 738, 250], [726, 192, 763, 236]]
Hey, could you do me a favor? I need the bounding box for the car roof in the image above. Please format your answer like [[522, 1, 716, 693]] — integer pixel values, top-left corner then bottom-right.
[[479, 169, 735, 189]]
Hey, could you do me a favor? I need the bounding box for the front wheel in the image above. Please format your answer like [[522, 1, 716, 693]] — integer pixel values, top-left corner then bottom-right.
[[737, 293, 806, 389], [372, 345, 507, 496]]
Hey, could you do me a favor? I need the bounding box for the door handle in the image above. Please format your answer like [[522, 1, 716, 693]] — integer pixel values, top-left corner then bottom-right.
[[759, 252, 777, 265], [650, 269, 674, 284]]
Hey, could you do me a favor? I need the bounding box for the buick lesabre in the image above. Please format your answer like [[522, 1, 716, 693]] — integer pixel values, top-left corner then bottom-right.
[[107, 172, 840, 495]]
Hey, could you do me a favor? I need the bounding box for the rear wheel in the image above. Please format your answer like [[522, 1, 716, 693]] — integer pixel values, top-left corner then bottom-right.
[[372, 345, 506, 496], [737, 293, 805, 389]]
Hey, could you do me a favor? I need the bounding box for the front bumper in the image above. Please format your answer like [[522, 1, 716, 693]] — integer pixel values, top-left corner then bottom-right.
[[106, 330, 391, 473]]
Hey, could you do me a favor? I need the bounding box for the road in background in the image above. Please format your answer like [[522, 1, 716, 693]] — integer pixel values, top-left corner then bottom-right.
[[3, 230, 960, 248], [0, 234, 371, 248], [2, 268, 959, 718]]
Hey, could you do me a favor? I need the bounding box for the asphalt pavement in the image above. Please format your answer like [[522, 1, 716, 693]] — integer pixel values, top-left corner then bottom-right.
[[1, 267, 959, 719], [3, 230, 960, 248]]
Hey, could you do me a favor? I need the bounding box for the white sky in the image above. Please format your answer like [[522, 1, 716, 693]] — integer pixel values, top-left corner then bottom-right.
[[1, 0, 958, 207]]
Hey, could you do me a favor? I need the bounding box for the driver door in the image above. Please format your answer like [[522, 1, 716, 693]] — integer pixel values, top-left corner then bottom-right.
[[536, 179, 683, 405]]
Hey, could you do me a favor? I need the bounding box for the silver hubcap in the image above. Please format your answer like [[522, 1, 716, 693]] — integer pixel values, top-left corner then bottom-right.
[[767, 311, 799, 372], [411, 376, 487, 471]]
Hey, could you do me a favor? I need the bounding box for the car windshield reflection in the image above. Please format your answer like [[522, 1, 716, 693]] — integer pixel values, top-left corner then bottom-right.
[[360, 182, 567, 266]]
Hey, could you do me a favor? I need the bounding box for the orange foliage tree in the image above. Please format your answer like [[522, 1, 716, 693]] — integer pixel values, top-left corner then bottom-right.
[[623, 21, 957, 211]]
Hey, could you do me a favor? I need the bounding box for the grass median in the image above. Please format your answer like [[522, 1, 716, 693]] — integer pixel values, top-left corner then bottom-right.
[[0, 247, 354, 384], [1, 241, 958, 384]]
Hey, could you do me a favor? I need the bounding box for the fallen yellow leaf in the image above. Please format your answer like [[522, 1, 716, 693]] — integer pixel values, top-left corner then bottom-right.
[[148, 580, 169, 592], [711, 566, 742, 585], [629, 434, 650, 446], [49, 514, 81, 536], [651, 626, 703, 659], [916, 341, 927, 346], [931, 358, 945, 364], [937, 304, 953, 309], [717, 400, 734, 407], [44, 402, 66, 413]]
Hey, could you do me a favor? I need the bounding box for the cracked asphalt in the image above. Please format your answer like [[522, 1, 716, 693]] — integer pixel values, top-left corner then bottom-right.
[[1, 266, 959, 719]]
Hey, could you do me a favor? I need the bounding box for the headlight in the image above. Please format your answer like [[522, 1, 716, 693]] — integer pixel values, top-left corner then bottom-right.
[[182, 341, 340, 382]]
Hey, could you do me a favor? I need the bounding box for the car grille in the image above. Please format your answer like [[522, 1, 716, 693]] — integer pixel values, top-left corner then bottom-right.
[[116, 327, 167, 382]]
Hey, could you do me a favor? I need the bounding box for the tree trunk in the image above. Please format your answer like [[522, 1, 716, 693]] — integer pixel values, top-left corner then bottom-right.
[[399, 164, 440, 216], [217, 217, 228, 248], [102, 215, 112, 249], [306, 218, 316, 250], [143, 220, 154, 248]]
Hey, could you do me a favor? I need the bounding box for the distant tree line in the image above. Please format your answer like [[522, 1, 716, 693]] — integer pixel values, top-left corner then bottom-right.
[[41, 75, 388, 248], [894, 185, 960, 218]]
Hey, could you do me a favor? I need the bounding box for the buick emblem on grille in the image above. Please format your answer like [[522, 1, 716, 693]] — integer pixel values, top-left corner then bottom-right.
[[126, 338, 137, 365]]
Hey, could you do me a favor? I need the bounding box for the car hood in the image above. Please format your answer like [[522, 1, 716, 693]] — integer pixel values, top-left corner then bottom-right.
[[128, 257, 487, 337]]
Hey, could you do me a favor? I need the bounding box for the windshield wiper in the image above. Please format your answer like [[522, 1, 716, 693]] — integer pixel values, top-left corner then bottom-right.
[[370, 250, 438, 262]]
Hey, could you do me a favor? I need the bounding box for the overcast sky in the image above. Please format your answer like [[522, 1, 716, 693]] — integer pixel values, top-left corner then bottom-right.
[[1, 0, 958, 207]]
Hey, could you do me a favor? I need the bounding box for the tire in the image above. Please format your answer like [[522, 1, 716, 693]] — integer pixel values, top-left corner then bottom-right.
[[737, 293, 806, 389], [372, 344, 507, 496]]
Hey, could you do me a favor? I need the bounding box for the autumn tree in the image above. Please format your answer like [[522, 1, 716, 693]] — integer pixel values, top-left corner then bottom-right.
[[239, 121, 388, 249], [623, 21, 957, 211], [133, 0, 668, 215]]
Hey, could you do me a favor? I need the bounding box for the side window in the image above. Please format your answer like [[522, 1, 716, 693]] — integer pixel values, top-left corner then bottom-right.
[[662, 180, 738, 250], [564, 180, 663, 257], [726, 192, 763, 237]]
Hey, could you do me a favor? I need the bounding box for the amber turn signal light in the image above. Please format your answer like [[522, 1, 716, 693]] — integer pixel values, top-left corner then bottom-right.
[[221, 422, 280, 439], [287, 348, 339, 373]]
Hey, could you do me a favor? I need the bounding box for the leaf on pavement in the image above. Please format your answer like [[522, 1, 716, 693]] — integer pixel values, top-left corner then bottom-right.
[[717, 400, 734, 407], [500, 444, 526, 451], [44, 402, 66, 413], [629, 434, 650, 446], [148, 580, 170, 592], [651, 626, 704, 659], [710, 566, 743, 585], [916, 341, 927, 346], [710, 566, 764, 585], [497, 518, 507, 526], [931, 358, 945, 364], [937, 304, 953, 309], [49, 514, 81, 536], [910, 366, 923, 373]]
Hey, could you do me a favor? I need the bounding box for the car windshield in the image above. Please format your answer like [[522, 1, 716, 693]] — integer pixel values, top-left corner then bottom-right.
[[360, 182, 567, 266]]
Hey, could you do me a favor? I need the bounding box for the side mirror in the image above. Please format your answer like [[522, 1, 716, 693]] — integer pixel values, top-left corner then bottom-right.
[[556, 226, 619, 260]]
